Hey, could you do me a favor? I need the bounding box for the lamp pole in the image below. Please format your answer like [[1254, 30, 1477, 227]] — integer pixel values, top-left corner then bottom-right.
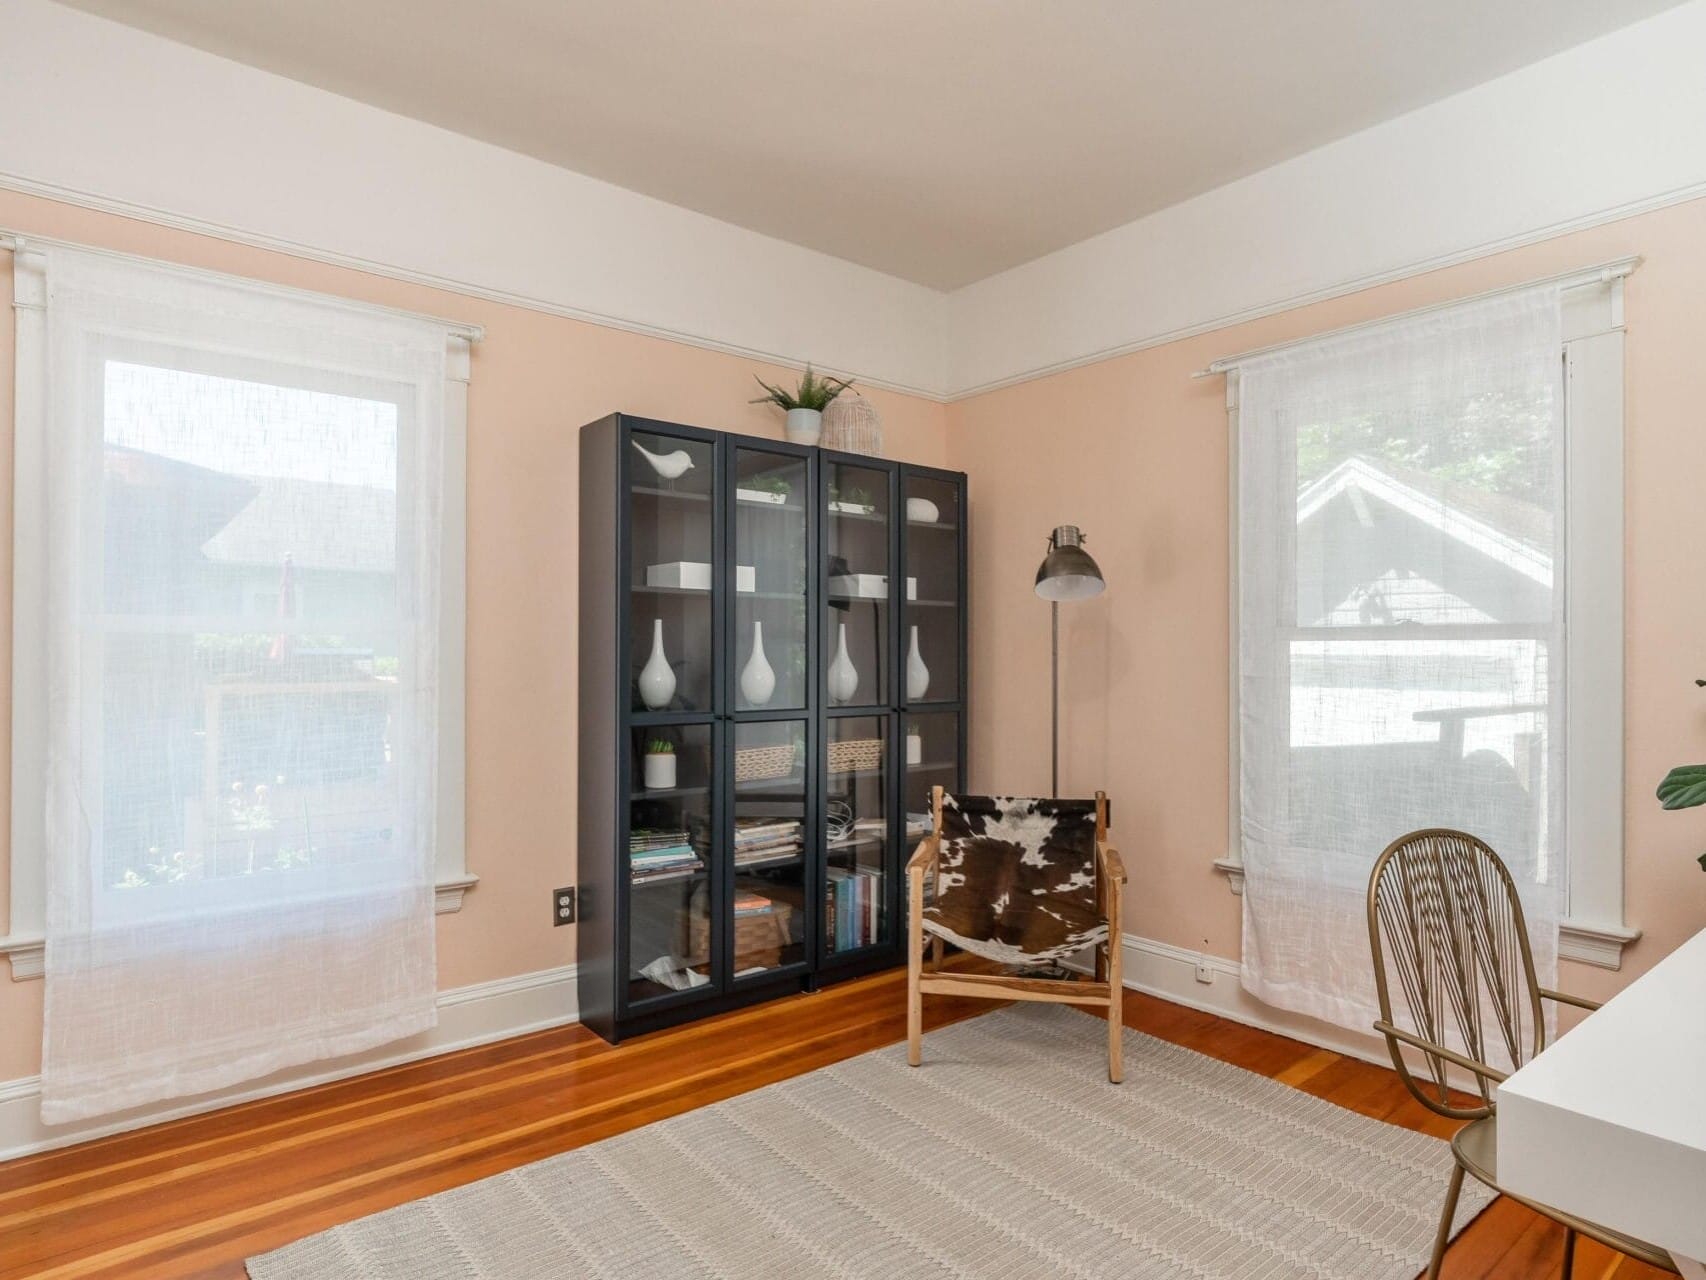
[[1034, 525, 1105, 798]]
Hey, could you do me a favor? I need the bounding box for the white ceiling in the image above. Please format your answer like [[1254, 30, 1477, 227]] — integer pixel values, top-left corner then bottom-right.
[[56, 0, 1685, 290]]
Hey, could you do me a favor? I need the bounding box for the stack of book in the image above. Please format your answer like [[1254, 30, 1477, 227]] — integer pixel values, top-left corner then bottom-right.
[[629, 828, 703, 884], [734, 889, 774, 918], [826, 865, 883, 951], [732, 817, 803, 868]]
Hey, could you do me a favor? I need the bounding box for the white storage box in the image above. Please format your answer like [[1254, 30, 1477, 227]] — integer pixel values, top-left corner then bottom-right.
[[829, 573, 887, 598], [647, 562, 756, 593]]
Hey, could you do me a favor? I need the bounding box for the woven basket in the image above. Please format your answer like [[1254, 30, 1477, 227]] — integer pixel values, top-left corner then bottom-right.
[[687, 900, 795, 971], [827, 737, 883, 774], [821, 393, 883, 456], [735, 742, 797, 782]]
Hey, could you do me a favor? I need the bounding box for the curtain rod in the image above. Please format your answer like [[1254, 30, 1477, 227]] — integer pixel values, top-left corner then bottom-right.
[[1192, 255, 1640, 380], [1, 229, 486, 342]]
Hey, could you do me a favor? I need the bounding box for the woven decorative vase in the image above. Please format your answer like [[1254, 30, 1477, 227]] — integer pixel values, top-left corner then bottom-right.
[[821, 393, 883, 456]]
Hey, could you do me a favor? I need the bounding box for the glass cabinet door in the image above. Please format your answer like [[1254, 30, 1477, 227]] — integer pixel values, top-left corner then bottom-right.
[[731, 719, 808, 977], [824, 714, 891, 956], [626, 723, 716, 1002], [902, 709, 960, 837], [628, 429, 717, 714], [902, 473, 961, 706], [733, 448, 809, 711], [824, 460, 892, 708]]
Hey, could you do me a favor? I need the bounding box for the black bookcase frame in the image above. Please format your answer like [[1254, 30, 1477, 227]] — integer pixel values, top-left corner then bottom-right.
[[577, 413, 967, 1042]]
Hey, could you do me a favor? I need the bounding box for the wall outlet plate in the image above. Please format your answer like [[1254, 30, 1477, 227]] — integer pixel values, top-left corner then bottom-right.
[[553, 886, 576, 926], [1193, 961, 1215, 985]]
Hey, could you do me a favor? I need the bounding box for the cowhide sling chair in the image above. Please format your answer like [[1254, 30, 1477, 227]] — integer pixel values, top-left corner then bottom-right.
[[906, 786, 1127, 1082]]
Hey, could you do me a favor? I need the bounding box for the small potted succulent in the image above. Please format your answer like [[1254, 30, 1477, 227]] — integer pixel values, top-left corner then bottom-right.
[[750, 365, 852, 445], [643, 738, 676, 790], [1656, 679, 1706, 871]]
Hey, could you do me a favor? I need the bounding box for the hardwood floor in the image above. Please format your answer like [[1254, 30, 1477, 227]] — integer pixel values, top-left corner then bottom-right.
[[0, 969, 1672, 1280]]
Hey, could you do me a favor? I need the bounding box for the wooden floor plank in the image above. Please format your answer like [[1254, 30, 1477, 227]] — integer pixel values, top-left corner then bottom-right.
[[0, 972, 1676, 1279]]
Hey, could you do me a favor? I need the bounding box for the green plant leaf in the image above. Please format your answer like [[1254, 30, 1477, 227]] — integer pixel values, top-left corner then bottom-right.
[[1657, 764, 1706, 809]]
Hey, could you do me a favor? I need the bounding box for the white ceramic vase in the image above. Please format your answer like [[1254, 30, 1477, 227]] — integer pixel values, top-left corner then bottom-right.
[[826, 622, 859, 704], [784, 407, 822, 445], [905, 497, 939, 524], [906, 625, 930, 700], [906, 730, 923, 766], [643, 751, 676, 790], [739, 620, 776, 706], [638, 619, 676, 709]]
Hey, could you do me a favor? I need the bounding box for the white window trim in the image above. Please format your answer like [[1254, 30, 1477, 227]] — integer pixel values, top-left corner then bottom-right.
[[1212, 261, 1640, 969], [1, 236, 479, 981]]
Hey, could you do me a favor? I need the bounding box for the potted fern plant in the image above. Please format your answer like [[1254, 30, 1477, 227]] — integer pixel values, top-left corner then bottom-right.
[[750, 365, 852, 445], [1656, 679, 1706, 871]]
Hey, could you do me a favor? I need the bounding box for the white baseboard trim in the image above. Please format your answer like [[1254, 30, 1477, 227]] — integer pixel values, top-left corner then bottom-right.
[[1101, 933, 1404, 1073], [0, 962, 579, 1161]]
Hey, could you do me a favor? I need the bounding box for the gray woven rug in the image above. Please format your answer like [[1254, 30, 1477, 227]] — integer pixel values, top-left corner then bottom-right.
[[247, 1004, 1492, 1279]]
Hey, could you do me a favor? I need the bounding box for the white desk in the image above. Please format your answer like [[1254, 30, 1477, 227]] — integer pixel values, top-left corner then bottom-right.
[[1499, 926, 1706, 1277]]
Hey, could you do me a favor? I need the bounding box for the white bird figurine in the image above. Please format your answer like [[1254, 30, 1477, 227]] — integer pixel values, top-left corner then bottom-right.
[[632, 440, 695, 481]]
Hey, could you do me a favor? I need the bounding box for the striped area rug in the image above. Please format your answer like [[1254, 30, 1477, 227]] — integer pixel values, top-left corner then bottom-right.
[[248, 1004, 1492, 1279]]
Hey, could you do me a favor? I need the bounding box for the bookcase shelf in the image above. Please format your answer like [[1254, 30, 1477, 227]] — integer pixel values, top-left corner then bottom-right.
[[578, 413, 966, 1044]]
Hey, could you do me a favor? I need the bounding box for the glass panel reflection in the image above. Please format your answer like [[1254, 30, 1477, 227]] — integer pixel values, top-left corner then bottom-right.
[[825, 715, 889, 954], [825, 462, 890, 707], [732, 719, 808, 976], [735, 449, 808, 711], [629, 431, 716, 714], [903, 474, 959, 704], [627, 722, 714, 1002]]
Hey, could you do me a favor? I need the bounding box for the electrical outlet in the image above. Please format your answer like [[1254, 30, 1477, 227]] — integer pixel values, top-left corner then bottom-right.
[[553, 886, 576, 926], [1194, 961, 1215, 985]]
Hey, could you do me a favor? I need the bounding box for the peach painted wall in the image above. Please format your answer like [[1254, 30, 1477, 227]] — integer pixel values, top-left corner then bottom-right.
[[0, 188, 952, 1081], [946, 194, 1706, 1004]]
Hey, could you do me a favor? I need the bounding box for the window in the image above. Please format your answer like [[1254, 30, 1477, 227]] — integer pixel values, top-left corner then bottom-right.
[[3, 241, 475, 1121], [1216, 265, 1633, 1022]]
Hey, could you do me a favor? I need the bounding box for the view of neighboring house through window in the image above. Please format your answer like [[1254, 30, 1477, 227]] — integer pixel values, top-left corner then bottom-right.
[[101, 359, 405, 902], [1234, 287, 1567, 1037], [15, 246, 466, 1123]]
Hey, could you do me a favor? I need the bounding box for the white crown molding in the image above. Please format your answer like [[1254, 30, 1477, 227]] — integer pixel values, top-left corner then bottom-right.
[[0, 961, 579, 1160], [0, 171, 950, 403], [944, 0, 1706, 399], [0, 0, 951, 399]]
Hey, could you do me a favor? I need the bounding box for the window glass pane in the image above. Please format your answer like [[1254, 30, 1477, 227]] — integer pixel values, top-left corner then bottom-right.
[[98, 359, 405, 901]]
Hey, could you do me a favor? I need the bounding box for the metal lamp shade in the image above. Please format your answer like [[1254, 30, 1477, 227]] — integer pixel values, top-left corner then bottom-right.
[[1035, 526, 1105, 602]]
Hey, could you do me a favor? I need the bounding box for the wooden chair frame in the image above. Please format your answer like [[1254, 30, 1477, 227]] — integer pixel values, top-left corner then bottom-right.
[[907, 786, 1127, 1082]]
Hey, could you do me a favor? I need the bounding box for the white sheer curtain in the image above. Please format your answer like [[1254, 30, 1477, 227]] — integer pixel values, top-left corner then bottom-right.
[[1236, 286, 1564, 1041], [39, 248, 446, 1122]]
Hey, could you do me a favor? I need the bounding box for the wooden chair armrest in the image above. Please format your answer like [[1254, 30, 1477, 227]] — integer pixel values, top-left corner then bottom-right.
[[1373, 1020, 1508, 1086], [1540, 987, 1602, 1013], [1097, 840, 1126, 884], [906, 834, 939, 874]]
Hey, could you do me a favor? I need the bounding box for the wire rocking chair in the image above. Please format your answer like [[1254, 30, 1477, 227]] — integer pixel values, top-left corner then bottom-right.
[[1366, 828, 1678, 1279]]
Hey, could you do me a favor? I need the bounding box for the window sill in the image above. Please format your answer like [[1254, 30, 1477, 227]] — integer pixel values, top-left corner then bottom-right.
[[2, 873, 478, 981], [1558, 918, 1640, 970], [1211, 857, 1639, 969], [1212, 857, 1244, 895]]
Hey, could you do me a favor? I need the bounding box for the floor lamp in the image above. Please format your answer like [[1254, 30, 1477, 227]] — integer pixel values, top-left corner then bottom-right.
[[1034, 525, 1106, 797]]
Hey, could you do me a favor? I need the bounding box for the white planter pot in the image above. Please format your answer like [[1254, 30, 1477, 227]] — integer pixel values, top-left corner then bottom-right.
[[643, 752, 677, 790], [784, 407, 822, 445]]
